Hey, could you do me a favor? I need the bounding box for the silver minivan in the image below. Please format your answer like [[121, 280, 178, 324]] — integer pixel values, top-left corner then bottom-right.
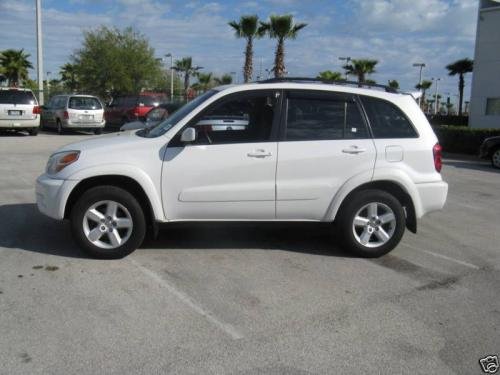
[[0, 88, 40, 135], [41, 95, 105, 135]]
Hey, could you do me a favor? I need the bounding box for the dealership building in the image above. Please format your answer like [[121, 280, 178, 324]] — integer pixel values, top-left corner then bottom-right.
[[469, 0, 500, 128]]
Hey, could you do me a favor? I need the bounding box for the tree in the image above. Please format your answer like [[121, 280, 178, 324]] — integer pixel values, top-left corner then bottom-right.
[[71, 26, 163, 98], [260, 15, 307, 78], [214, 74, 233, 85], [229, 15, 266, 83], [388, 79, 399, 90], [59, 63, 79, 92], [317, 70, 343, 81], [415, 80, 432, 108], [173, 57, 203, 98], [446, 58, 473, 116], [193, 72, 213, 92], [342, 59, 378, 86], [0, 49, 33, 86], [365, 79, 377, 86]]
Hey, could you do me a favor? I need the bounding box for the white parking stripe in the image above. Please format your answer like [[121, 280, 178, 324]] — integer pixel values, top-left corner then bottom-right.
[[129, 258, 244, 340], [403, 244, 480, 270]]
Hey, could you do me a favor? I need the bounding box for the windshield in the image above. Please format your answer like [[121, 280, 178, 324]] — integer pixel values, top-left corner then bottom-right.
[[144, 90, 218, 138], [69, 96, 102, 110]]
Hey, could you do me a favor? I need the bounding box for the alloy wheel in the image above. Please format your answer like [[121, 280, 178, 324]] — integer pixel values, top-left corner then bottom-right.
[[352, 202, 397, 248]]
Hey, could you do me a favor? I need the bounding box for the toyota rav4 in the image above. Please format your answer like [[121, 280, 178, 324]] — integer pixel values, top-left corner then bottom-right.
[[36, 79, 448, 259]]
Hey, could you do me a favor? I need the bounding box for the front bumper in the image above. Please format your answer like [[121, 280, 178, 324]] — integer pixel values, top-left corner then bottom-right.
[[415, 181, 448, 218], [36, 174, 79, 220]]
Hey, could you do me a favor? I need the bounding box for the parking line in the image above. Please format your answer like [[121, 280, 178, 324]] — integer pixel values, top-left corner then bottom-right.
[[129, 258, 244, 340], [402, 244, 480, 270]]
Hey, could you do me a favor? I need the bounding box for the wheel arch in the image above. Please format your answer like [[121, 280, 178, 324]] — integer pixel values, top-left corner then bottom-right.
[[64, 175, 160, 233], [328, 180, 417, 233]]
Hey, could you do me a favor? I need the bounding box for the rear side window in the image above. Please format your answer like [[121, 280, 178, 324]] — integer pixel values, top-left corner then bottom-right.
[[285, 93, 368, 141], [361, 96, 418, 138], [0, 90, 36, 105], [69, 97, 102, 110]]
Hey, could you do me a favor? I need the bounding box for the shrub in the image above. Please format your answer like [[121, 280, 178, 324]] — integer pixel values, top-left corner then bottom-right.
[[433, 126, 500, 154]]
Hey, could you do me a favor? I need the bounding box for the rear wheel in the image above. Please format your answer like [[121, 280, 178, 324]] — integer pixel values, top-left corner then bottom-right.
[[28, 128, 38, 136], [94, 128, 103, 135], [70, 186, 146, 259], [491, 148, 500, 169], [337, 189, 405, 258], [57, 120, 64, 135]]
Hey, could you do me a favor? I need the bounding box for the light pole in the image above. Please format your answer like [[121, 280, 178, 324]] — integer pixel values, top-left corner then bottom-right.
[[339, 56, 351, 80], [46, 71, 51, 96], [412, 63, 426, 105], [165, 53, 174, 101], [431, 77, 441, 115], [36, 0, 44, 104], [230, 71, 236, 84]]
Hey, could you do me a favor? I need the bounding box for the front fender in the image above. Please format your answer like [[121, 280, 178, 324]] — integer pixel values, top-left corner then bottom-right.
[[66, 164, 165, 221]]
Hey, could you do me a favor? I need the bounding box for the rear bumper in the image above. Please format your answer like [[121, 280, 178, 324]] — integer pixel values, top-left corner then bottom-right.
[[62, 120, 105, 129], [415, 181, 448, 218], [36, 174, 79, 220], [0, 118, 40, 128]]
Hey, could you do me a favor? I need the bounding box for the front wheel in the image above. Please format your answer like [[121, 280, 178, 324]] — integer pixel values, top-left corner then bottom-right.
[[337, 189, 406, 258], [70, 186, 146, 259], [491, 148, 500, 169]]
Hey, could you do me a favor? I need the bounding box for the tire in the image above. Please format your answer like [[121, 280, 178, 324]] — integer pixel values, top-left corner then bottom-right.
[[337, 189, 406, 258], [491, 148, 500, 169], [70, 186, 146, 259], [94, 128, 103, 135], [28, 128, 38, 136], [57, 120, 64, 135]]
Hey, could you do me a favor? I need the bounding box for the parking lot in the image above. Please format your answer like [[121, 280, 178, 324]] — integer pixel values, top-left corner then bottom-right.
[[0, 131, 499, 374]]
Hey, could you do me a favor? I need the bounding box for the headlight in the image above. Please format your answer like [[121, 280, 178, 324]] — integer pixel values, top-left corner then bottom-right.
[[46, 151, 80, 175]]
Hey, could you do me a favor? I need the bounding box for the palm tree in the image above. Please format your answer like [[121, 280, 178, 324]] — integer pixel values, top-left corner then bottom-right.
[[214, 74, 233, 85], [260, 15, 307, 78], [388, 79, 399, 90], [342, 59, 378, 86], [195, 72, 213, 92], [0, 49, 33, 86], [60, 63, 79, 91], [173, 57, 203, 97], [317, 70, 343, 81], [228, 15, 266, 83], [446, 58, 473, 116], [415, 80, 432, 109]]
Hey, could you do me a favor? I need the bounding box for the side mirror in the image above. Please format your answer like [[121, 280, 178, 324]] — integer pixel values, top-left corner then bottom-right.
[[180, 127, 196, 143]]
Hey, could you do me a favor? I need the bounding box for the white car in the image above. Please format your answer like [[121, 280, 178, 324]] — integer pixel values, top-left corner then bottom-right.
[[36, 79, 448, 259], [41, 94, 105, 135], [0, 88, 40, 135]]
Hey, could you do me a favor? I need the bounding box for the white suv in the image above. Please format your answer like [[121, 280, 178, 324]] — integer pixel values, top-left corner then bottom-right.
[[36, 79, 448, 259]]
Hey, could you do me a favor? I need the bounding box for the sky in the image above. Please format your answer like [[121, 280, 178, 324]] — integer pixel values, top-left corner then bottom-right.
[[0, 0, 479, 103]]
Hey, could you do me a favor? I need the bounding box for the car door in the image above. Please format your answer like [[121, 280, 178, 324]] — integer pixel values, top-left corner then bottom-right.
[[276, 90, 377, 220], [162, 89, 281, 220]]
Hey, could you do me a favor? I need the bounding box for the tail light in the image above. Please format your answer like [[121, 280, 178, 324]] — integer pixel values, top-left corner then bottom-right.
[[63, 111, 69, 119], [32, 106, 41, 114], [433, 143, 442, 172]]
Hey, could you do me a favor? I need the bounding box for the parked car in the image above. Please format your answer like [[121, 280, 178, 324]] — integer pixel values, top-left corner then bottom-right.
[[36, 79, 448, 259], [479, 136, 500, 168], [0, 88, 40, 135], [41, 95, 105, 135], [120, 103, 181, 131], [105, 92, 167, 128]]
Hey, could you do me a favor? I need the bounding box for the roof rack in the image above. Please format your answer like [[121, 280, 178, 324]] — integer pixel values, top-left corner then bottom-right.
[[256, 77, 398, 93]]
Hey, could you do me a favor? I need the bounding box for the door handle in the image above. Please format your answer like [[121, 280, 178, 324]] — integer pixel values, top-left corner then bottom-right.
[[247, 149, 272, 158], [342, 146, 367, 154]]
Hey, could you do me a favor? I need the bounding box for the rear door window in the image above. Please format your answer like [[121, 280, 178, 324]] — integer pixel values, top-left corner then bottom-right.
[[0, 90, 36, 105], [69, 97, 102, 110], [360, 96, 418, 138], [285, 91, 369, 141]]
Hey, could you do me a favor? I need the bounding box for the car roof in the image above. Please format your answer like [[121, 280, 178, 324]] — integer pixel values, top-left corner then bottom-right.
[[0, 87, 34, 92]]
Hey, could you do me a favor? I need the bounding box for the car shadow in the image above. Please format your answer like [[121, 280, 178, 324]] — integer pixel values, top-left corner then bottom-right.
[[444, 159, 498, 173], [0, 203, 350, 259]]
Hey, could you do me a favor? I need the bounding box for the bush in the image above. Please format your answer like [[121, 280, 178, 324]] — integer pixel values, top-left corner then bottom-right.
[[433, 126, 500, 154]]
